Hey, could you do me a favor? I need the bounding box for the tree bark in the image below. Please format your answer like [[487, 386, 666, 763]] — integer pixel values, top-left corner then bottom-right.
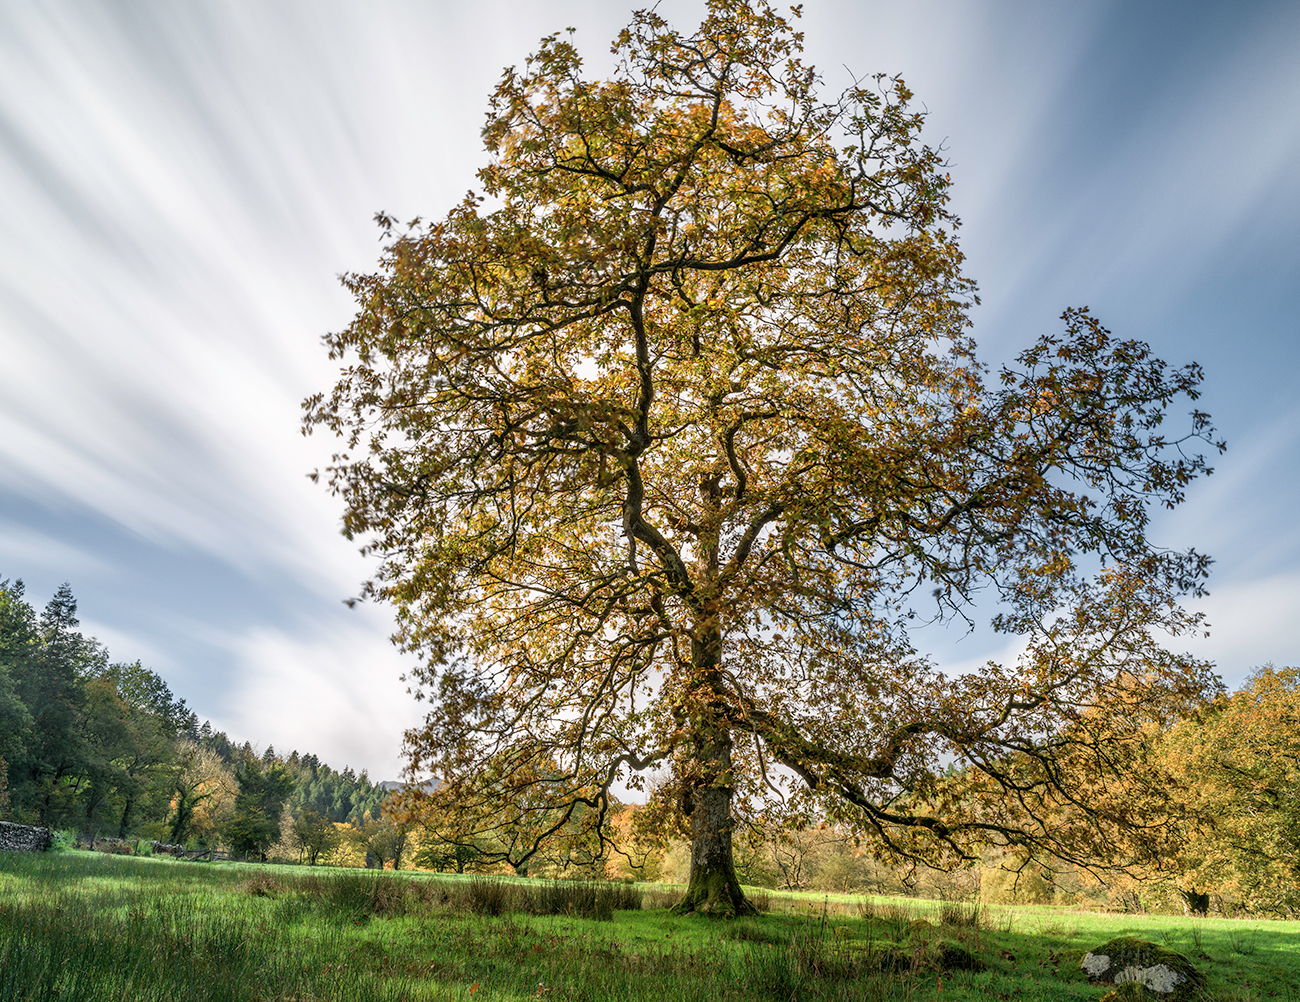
[[673, 627, 756, 917], [117, 794, 135, 839], [673, 730, 755, 916]]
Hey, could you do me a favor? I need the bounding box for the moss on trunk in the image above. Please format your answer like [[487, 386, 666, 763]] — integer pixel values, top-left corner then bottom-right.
[[671, 729, 755, 917], [674, 855, 756, 917]]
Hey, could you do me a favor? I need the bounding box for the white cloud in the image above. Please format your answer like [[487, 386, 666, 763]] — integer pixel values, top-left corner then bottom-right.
[[217, 608, 427, 781], [1, 0, 1297, 776], [1179, 574, 1300, 688]]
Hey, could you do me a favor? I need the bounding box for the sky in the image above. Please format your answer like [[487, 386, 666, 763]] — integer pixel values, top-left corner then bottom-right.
[[1, 0, 1297, 783]]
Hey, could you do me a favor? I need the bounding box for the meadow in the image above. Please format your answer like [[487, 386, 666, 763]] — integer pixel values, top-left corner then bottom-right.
[[2, 851, 1298, 1001]]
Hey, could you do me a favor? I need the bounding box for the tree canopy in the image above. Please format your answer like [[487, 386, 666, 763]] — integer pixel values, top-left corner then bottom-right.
[[305, 0, 1222, 915], [1159, 665, 1300, 914]]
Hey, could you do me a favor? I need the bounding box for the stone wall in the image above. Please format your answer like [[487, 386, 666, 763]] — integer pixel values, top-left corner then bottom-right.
[[0, 820, 52, 852]]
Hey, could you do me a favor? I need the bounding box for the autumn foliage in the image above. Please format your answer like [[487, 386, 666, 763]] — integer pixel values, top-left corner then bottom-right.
[[1153, 665, 1300, 914], [305, 0, 1222, 915]]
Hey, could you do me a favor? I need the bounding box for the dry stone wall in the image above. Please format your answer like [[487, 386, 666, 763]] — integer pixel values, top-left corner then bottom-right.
[[0, 821, 52, 852]]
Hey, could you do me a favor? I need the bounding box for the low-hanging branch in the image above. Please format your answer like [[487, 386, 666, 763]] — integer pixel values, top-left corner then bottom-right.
[[306, 0, 1224, 917]]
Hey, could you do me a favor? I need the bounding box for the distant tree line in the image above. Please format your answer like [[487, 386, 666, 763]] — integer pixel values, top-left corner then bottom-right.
[[4, 576, 1297, 913], [0, 577, 387, 859]]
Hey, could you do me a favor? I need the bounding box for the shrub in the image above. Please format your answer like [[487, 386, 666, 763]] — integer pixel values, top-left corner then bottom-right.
[[981, 862, 1055, 905], [466, 876, 517, 917], [937, 900, 985, 929]]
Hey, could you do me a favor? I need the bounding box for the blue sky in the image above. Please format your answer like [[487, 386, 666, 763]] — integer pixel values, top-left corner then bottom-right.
[[1, 0, 1297, 781]]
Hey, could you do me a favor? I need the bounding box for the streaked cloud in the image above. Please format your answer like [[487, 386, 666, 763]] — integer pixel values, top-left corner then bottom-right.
[[221, 608, 427, 780], [1181, 574, 1300, 686], [1, 0, 1297, 777]]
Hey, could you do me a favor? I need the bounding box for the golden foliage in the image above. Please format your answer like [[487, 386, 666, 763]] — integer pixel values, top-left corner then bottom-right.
[[1158, 665, 1300, 914], [305, 0, 1223, 907]]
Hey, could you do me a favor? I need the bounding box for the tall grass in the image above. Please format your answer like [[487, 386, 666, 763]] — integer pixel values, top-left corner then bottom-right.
[[234, 869, 645, 921], [524, 877, 643, 918], [0, 854, 934, 1001], [3, 852, 1298, 1001], [937, 900, 986, 930]]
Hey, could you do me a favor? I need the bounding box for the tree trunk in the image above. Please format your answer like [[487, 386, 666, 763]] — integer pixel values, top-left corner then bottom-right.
[[169, 798, 190, 844], [673, 627, 755, 917], [118, 794, 135, 839]]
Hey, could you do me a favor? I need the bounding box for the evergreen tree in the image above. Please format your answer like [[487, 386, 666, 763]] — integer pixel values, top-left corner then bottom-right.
[[0, 575, 388, 847], [226, 757, 296, 859], [0, 580, 36, 781], [10, 584, 106, 825]]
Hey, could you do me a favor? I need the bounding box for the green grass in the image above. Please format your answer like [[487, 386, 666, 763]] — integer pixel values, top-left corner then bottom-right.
[[2, 851, 1299, 1001]]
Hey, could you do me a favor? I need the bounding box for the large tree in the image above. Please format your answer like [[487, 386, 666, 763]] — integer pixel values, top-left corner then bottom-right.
[[7, 583, 106, 826], [225, 757, 295, 860], [305, 1, 1221, 915], [1158, 665, 1300, 915]]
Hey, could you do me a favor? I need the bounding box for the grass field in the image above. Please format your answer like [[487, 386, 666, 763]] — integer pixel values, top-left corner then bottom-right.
[[2, 850, 1298, 1001]]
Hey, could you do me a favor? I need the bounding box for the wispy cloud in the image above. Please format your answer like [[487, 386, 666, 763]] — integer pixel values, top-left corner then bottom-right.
[[1180, 574, 1300, 686], [0, 519, 109, 580], [1, 0, 1296, 773], [221, 609, 428, 781]]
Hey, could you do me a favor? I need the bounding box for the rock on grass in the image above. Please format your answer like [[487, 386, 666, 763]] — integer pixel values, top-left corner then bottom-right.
[[1081, 937, 1203, 998]]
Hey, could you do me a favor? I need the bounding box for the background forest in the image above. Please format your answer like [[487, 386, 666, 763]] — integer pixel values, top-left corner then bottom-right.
[[0, 577, 388, 862], [3, 575, 1298, 918]]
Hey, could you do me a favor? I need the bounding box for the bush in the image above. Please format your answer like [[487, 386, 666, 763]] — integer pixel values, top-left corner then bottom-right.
[[466, 876, 518, 917], [981, 863, 1055, 905], [937, 900, 985, 929]]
